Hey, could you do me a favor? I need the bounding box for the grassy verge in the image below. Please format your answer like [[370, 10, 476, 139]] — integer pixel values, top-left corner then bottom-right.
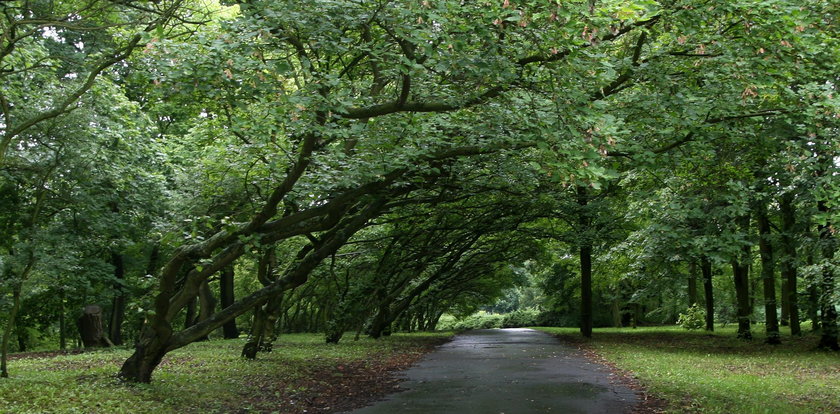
[[0, 332, 452, 414], [535, 326, 840, 414]]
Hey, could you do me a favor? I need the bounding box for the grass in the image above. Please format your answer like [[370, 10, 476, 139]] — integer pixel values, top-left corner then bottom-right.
[[535, 325, 840, 414], [0, 332, 452, 414]]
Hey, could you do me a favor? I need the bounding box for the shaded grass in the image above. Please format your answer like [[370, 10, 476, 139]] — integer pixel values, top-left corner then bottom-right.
[[0, 332, 453, 414], [536, 325, 840, 414]]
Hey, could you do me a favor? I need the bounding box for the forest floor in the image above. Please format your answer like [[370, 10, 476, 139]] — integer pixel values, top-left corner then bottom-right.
[[536, 325, 840, 414], [0, 332, 452, 413]]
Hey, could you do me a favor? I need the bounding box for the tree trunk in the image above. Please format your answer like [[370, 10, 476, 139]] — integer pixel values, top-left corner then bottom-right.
[[806, 254, 820, 331], [1, 286, 22, 378], [219, 266, 239, 339], [118, 325, 172, 383], [701, 256, 714, 331], [688, 260, 698, 307], [577, 186, 593, 338], [816, 200, 839, 350], [756, 204, 780, 344], [78, 305, 113, 348], [183, 297, 197, 330], [109, 252, 126, 346], [195, 280, 218, 341], [733, 215, 752, 340], [368, 303, 391, 339], [780, 278, 790, 326], [779, 192, 800, 335], [59, 291, 67, 350], [242, 304, 268, 359]]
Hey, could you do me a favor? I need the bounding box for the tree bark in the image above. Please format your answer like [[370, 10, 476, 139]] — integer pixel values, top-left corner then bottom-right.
[[756, 203, 780, 344], [816, 200, 839, 350], [109, 252, 126, 346], [577, 186, 593, 338], [1, 286, 21, 378], [688, 260, 698, 307], [219, 266, 239, 339], [806, 254, 820, 331], [732, 215, 752, 340], [779, 193, 800, 335], [59, 291, 67, 350], [701, 256, 714, 331], [78, 305, 113, 348], [196, 280, 217, 341]]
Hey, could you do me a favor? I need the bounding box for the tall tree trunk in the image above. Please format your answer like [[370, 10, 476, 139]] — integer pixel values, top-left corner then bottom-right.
[[756, 203, 780, 344], [779, 193, 800, 335], [806, 254, 820, 331], [733, 215, 752, 340], [59, 291, 66, 350], [196, 280, 217, 341], [688, 260, 698, 307], [1, 286, 22, 378], [577, 186, 593, 338], [109, 252, 126, 346], [816, 200, 839, 350], [701, 256, 714, 331], [219, 266, 239, 339], [780, 278, 790, 326]]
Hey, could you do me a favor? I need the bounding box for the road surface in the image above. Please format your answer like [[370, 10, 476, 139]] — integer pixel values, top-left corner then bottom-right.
[[346, 328, 639, 414]]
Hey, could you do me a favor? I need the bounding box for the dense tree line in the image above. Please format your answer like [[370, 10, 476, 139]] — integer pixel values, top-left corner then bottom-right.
[[1, 0, 837, 382]]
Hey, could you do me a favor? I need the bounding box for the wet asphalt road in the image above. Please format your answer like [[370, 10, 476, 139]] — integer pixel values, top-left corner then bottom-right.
[[346, 328, 639, 414]]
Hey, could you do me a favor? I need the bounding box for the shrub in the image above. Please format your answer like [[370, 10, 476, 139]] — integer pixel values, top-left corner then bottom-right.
[[677, 304, 706, 330], [436, 312, 503, 330], [500, 309, 539, 328]]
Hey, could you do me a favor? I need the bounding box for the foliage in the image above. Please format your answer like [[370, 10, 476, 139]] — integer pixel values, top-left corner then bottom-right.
[[437, 312, 503, 331], [676, 304, 706, 331], [500, 309, 540, 329]]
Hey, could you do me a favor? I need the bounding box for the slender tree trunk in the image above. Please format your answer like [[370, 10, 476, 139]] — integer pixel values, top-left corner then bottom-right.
[[219, 266, 239, 339], [780, 279, 790, 326], [807, 254, 820, 331], [779, 193, 800, 335], [701, 256, 714, 331], [733, 215, 752, 340], [688, 260, 698, 307], [756, 204, 780, 344], [1, 286, 22, 378], [109, 252, 126, 346], [59, 291, 66, 350], [577, 186, 593, 338], [816, 200, 839, 350]]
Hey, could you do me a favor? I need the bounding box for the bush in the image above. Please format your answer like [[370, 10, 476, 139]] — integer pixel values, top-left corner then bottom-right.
[[436, 312, 502, 330], [677, 304, 706, 330], [500, 309, 539, 328]]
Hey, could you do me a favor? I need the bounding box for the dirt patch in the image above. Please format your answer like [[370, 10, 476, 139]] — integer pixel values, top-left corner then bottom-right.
[[231, 337, 449, 414]]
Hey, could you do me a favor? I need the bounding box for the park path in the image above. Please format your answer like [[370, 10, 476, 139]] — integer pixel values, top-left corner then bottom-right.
[[346, 328, 639, 414]]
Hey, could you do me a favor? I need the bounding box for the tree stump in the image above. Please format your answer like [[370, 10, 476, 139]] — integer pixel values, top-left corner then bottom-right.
[[77, 305, 113, 348]]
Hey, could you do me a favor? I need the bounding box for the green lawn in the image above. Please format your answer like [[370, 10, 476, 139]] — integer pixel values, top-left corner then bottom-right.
[[536, 325, 840, 414], [0, 332, 452, 414]]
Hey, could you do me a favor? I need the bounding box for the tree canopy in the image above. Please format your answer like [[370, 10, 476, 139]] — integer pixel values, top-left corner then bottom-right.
[[1, 0, 837, 382]]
